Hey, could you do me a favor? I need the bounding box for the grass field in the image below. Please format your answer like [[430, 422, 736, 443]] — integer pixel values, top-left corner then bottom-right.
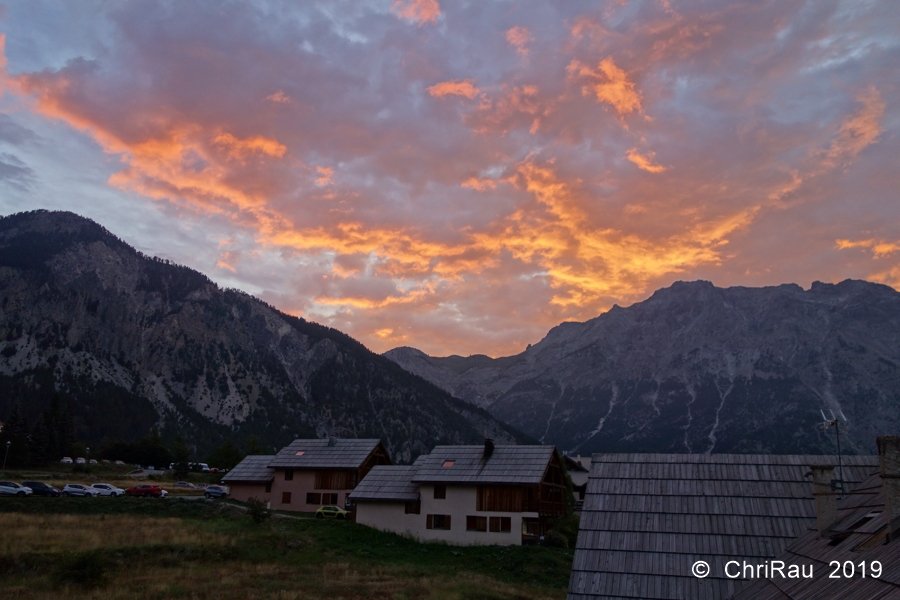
[[0, 496, 574, 599]]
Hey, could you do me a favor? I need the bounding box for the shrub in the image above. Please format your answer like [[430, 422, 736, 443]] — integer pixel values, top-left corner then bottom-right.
[[246, 497, 271, 525], [541, 530, 568, 548]]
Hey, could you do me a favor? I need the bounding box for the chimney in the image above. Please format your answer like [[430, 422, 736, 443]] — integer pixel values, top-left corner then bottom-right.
[[483, 438, 494, 459], [327, 436, 336, 447], [810, 465, 837, 534], [877, 436, 900, 540]]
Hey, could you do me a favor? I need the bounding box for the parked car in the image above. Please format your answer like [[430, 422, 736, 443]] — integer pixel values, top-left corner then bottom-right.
[[0, 481, 34, 496], [204, 485, 228, 499], [60, 457, 73, 464], [90, 483, 125, 497], [89, 459, 98, 465], [315, 505, 349, 520], [75, 457, 86, 464], [114, 460, 125, 465], [61, 484, 99, 497], [124, 484, 165, 497], [173, 481, 195, 489], [22, 481, 61, 497]]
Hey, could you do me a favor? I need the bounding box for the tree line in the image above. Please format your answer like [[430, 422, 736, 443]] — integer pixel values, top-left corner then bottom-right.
[[0, 396, 265, 474]]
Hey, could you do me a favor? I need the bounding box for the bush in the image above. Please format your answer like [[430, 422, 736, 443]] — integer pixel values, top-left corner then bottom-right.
[[542, 530, 568, 548], [246, 497, 271, 525]]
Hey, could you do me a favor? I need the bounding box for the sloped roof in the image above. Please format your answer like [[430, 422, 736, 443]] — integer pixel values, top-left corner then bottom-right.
[[411, 445, 556, 485], [730, 472, 900, 600], [567, 453, 879, 600], [268, 438, 382, 469], [348, 465, 420, 501], [221, 455, 275, 483]]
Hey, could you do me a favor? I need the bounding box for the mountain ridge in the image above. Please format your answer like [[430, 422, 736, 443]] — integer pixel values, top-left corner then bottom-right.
[[385, 278, 900, 455], [0, 209, 532, 461]]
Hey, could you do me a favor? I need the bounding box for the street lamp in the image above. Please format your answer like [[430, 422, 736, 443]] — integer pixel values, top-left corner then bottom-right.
[[2, 441, 10, 471], [86, 447, 90, 469]]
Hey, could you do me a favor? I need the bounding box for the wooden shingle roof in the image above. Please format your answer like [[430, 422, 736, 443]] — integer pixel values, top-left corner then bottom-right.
[[348, 465, 420, 501], [268, 438, 382, 469], [221, 455, 275, 483], [729, 473, 900, 600], [568, 453, 879, 600], [411, 445, 556, 485]]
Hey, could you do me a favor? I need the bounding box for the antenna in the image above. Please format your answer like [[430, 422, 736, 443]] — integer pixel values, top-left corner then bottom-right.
[[820, 409, 846, 498]]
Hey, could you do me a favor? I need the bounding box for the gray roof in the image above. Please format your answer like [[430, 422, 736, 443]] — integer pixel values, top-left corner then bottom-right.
[[348, 465, 420, 501], [567, 453, 879, 600], [730, 472, 900, 600], [221, 455, 275, 483], [411, 445, 556, 485], [267, 438, 382, 469]]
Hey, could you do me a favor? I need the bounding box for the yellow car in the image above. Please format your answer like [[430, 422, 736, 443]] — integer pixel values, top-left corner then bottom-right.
[[315, 505, 349, 520]]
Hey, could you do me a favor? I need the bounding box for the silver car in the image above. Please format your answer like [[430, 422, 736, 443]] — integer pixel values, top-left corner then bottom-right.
[[90, 483, 125, 497], [61, 483, 99, 497], [0, 481, 33, 496]]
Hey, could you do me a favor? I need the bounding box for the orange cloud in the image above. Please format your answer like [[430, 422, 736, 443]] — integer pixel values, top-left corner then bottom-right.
[[568, 57, 642, 115], [266, 91, 290, 103], [316, 166, 334, 186], [391, 0, 440, 25], [506, 26, 534, 55], [427, 79, 479, 99], [461, 177, 497, 191], [836, 239, 900, 258], [212, 132, 287, 161], [823, 87, 885, 167], [626, 149, 667, 173]]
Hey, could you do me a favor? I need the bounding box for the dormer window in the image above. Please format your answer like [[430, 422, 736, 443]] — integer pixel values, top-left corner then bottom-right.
[[442, 460, 455, 468]]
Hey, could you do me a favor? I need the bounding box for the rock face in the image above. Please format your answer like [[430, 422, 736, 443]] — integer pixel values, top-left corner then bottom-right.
[[386, 280, 900, 455], [0, 210, 529, 461]]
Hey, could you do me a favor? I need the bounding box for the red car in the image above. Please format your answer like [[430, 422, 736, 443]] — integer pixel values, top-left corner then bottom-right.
[[124, 484, 165, 497]]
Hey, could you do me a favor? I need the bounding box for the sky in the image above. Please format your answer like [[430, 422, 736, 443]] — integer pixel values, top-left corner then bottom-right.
[[0, 0, 898, 358]]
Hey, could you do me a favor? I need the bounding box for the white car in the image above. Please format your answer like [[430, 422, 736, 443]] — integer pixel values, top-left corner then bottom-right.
[[0, 481, 33, 496], [90, 483, 125, 497], [60, 457, 73, 464], [61, 483, 99, 497]]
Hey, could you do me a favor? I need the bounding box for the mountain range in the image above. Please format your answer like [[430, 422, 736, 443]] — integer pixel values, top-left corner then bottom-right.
[[386, 279, 900, 455], [0, 210, 529, 461]]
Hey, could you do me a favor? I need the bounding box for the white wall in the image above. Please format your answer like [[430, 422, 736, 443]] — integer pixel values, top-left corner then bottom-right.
[[356, 484, 537, 546]]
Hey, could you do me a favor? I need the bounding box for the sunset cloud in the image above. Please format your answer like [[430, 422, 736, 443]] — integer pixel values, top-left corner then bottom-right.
[[426, 79, 479, 99], [1, 1, 897, 357], [568, 58, 642, 116], [506, 26, 533, 56], [626, 149, 667, 173], [391, 0, 440, 25]]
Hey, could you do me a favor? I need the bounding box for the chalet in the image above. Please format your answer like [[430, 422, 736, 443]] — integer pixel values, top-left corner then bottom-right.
[[350, 440, 568, 546], [567, 453, 879, 600], [222, 438, 390, 512], [730, 437, 900, 600]]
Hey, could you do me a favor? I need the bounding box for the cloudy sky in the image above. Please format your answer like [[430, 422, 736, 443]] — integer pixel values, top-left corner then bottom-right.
[[0, 0, 897, 357]]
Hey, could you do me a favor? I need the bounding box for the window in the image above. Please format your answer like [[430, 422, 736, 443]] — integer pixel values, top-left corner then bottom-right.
[[489, 517, 511, 532], [294, 451, 305, 456], [306, 492, 321, 504], [405, 498, 421, 514], [466, 516, 487, 532], [442, 460, 455, 468], [264, 482, 272, 493], [281, 492, 292, 504], [426, 514, 451, 530], [434, 484, 446, 499], [323, 493, 338, 504], [284, 469, 294, 481]]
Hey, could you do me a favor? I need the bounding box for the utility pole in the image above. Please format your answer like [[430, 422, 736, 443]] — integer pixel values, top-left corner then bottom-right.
[[2, 440, 10, 471]]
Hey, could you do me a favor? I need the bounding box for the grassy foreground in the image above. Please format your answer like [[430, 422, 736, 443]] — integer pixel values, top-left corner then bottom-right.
[[0, 497, 573, 599]]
